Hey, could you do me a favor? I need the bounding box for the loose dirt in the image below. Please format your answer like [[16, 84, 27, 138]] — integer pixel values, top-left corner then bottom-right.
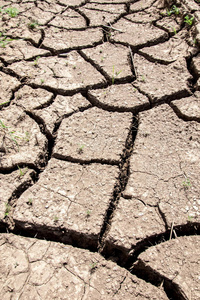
[[0, 0, 200, 299]]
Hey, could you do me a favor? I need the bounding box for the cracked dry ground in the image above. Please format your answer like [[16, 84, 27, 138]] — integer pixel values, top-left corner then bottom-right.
[[0, 0, 200, 299]]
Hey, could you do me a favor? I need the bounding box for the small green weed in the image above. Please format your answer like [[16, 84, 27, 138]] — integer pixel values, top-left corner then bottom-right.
[[171, 26, 177, 35], [112, 66, 122, 84], [27, 198, 33, 206], [0, 120, 7, 129], [78, 144, 85, 154], [4, 7, 19, 18], [139, 75, 145, 82], [187, 215, 193, 222], [5, 203, 11, 216], [0, 36, 14, 48], [24, 131, 30, 142], [167, 5, 180, 16], [17, 165, 27, 176], [86, 210, 91, 217], [184, 15, 194, 26], [33, 56, 40, 67], [40, 79, 44, 84], [90, 262, 97, 272], [182, 178, 191, 189], [28, 21, 39, 30], [54, 216, 59, 222], [0, 120, 20, 151], [0, 100, 10, 106]]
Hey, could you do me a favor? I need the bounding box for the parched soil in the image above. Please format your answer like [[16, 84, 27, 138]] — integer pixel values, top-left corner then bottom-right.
[[0, 0, 200, 299]]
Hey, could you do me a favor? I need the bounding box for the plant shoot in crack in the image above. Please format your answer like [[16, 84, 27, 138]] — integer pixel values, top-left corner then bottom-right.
[[0, 32, 14, 48], [32, 56, 40, 67], [0, 120, 31, 153], [184, 15, 194, 26], [77, 144, 85, 154], [112, 66, 122, 84], [0, 120, 20, 152], [166, 5, 180, 16], [182, 177, 191, 190], [1, 7, 19, 18], [28, 20, 39, 30], [17, 165, 28, 177], [5, 203, 11, 217]]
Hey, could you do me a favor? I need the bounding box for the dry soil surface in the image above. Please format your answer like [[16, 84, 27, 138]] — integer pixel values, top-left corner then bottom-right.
[[0, 0, 200, 299]]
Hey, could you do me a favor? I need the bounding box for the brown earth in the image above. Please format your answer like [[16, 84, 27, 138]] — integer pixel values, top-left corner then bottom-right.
[[0, 0, 200, 299]]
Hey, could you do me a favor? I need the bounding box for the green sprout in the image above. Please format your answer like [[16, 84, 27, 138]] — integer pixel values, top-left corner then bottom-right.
[[54, 216, 59, 222], [5, 7, 19, 18], [184, 15, 194, 26], [33, 56, 40, 67], [172, 26, 177, 35], [86, 210, 91, 217], [0, 120, 7, 129], [90, 262, 97, 272], [112, 66, 122, 84], [24, 131, 30, 142], [0, 120, 20, 151], [28, 21, 39, 30], [187, 215, 193, 222], [27, 198, 33, 206], [0, 101, 10, 106], [5, 203, 11, 216], [0, 36, 14, 48], [17, 165, 27, 176], [182, 178, 191, 189], [78, 144, 85, 154], [167, 5, 180, 16]]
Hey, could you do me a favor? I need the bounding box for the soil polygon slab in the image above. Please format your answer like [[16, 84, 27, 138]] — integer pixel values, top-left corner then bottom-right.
[[0, 169, 35, 221], [135, 236, 200, 300], [124, 8, 160, 24], [0, 106, 47, 169], [156, 17, 181, 34], [124, 104, 200, 226], [34, 94, 91, 136], [182, 0, 200, 11], [37, 0, 65, 14], [0, 14, 42, 44], [105, 197, 165, 255], [139, 31, 195, 63], [110, 19, 168, 48], [133, 54, 191, 102], [13, 85, 54, 110], [130, 0, 156, 11], [0, 72, 20, 104], [0, 233, 168, 299], [13, 158, 119, 248], [88, 84, 150, 112], [191, 54, 200, 76], [0, 39, 49, 63], [191, 53, 200, 89], [81, 43, 133, 83], [91, 0, 130, 3], [49, 8, 86, 28], [9, 52, 105, 93], [41, 27, 102, 51], [171, 92, 200, 121], [53, 107, 132, 162], [57, 0, 85, 5], [20, 7, 55, 25], [79, 3, 125, 26]]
